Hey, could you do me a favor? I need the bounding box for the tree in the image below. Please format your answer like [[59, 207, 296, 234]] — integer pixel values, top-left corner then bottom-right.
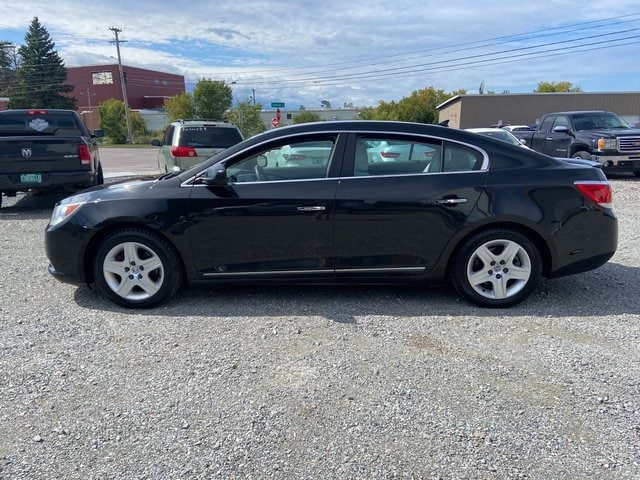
[[0, 41, 18, 96], [363, 86, 462, 124], [10, 17, 75, 109], [534, 81, 582, 93], [293, 111, 322, 124], [193, 79, 232, 119], [99, 98, 147, 144], [164, 92, 196, 121], [225, 99, 265, 138]]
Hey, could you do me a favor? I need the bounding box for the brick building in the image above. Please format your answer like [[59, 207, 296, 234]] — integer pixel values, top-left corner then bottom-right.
[[66, 64, 185, 130]]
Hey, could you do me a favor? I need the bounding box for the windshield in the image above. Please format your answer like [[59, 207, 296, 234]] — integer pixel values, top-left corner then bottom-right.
[[572, 113, 629, 131]]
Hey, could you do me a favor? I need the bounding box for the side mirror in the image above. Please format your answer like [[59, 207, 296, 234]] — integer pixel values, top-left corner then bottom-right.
[[520, 138, 527, 145], [93, 129, 104, 138], [151, 139, 162, 147], [201, 164, 227, 186], [553, 125, 570, 134]]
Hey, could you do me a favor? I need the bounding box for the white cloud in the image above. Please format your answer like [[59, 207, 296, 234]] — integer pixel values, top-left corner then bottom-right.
[[1, 0, 639, 108]]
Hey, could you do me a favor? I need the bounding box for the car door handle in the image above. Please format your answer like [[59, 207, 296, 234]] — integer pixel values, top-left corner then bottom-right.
[[546, 137, 553, 141], [436, 198, 467, 205], [297, 206, 326, 212]]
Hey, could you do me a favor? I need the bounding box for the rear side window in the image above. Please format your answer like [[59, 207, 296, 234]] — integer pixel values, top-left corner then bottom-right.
[[0, 113, 83, 136], [440, 143, 484, 172], [178, 126, 242, 148]]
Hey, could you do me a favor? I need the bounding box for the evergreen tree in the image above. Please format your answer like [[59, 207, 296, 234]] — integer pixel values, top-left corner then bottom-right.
[[0, 41, 17, 96], [10, 17, 76, 109]]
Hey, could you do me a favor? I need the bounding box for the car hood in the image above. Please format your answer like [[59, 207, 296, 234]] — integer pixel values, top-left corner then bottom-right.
[[56, 175, 164, 206]]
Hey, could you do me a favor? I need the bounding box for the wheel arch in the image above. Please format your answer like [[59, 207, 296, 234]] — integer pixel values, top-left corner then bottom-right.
[[82, 222, 187, 285], [444, 221, 552, 278]]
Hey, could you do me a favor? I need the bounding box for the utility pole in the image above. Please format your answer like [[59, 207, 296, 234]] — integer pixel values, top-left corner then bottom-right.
[[109, 26, 133, 143]]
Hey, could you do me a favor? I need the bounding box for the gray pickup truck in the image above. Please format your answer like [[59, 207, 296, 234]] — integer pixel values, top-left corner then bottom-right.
[[512, 111, 640, 176], [0, 109, 104, 207]]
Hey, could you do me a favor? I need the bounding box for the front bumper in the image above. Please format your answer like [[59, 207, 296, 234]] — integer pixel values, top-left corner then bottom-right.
[[592, 155, 640, 174]]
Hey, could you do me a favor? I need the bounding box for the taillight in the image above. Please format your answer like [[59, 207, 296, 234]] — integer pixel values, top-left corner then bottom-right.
[[170, 146, 198, 158], [380, 151, 401, 158], [27, 109, 48, 115], [78, 144, 91, 165], [574, 181, 613, 209]]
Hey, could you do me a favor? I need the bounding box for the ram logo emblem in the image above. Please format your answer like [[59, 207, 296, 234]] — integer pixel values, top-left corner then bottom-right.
[[21, 148, 32, 158]]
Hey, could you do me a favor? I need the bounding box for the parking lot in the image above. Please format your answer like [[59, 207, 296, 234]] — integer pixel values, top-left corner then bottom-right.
[[0, 152, 639, 478]]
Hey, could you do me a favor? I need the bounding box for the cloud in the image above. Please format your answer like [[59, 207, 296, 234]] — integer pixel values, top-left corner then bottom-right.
[[1, 0, 639, 108]]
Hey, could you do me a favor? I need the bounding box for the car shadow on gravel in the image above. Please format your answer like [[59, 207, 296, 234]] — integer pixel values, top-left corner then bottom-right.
[[72, 261, 640, 321]]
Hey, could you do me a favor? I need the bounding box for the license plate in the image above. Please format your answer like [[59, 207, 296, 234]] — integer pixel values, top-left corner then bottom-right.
[[20, 173, 42, 183]]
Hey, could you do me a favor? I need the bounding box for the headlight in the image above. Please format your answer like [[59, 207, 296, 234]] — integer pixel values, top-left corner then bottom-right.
[[597, 138, 617, 150], [49, 202, 84, 227]]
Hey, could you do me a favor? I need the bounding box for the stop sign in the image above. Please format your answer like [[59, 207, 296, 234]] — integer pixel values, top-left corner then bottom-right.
[[271, 118, 279, 127]]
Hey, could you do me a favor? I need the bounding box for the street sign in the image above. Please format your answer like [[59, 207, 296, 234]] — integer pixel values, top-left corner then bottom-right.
[[271, 118, 279, 127], [271, 102, 285, 108]]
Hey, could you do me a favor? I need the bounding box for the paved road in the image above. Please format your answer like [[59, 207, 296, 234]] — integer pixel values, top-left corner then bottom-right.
[[98, 146, 159, 178]]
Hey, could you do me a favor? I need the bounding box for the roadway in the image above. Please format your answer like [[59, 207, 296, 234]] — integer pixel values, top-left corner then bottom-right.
[[98, 146, 160, 179]]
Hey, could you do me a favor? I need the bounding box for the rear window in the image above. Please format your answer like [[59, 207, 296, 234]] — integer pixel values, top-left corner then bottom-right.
[[0, 113, 83, 136], [178, 126, 243, 148]]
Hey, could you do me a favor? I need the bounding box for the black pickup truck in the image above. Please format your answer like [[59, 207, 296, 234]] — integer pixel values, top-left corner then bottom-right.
[[512, 111, 640, 176], [0, 109, 104, 207]]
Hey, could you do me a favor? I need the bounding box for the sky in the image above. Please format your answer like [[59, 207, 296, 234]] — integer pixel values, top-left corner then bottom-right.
[[1, 0, 639, 110]]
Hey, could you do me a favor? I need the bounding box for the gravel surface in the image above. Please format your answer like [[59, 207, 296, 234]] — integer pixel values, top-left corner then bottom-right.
[[0, 177, 639, 479]]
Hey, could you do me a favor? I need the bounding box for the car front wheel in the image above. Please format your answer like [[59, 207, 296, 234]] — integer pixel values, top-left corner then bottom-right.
[[94, 229, 183, 308], [451, 229, 542, 308]]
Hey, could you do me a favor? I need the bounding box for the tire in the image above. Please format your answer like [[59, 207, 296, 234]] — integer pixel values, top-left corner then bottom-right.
[[450, 229, 542, 308], [94, 228, 183, 308], [571, 151, 592, 160]]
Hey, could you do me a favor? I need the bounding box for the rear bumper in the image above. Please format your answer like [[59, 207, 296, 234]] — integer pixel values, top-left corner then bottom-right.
[[0, 170, 93, 193]]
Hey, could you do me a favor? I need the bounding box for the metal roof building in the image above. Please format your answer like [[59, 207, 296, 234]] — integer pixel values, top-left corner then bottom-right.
[[437, 92, 640, 129]]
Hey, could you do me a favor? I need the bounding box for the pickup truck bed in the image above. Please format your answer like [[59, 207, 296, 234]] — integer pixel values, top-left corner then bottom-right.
[[0, 109, 103, 207]]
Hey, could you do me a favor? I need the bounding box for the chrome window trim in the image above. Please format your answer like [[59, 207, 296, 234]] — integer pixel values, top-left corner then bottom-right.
[[181, 128, 490, 188]]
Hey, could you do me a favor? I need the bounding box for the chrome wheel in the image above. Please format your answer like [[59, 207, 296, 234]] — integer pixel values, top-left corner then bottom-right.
[[102, 241, 165, 302], [466, 239, 532, 300]]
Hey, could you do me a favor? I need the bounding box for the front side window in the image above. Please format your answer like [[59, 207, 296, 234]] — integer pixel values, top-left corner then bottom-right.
[[225, 137, 336, 183]]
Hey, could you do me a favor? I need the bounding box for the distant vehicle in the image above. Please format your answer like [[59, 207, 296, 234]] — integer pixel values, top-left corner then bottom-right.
[[0, 109, 103, 208], [274, 141, 333, 167], [466, 128, 530, 148], [501, 125, 536, 132], [151, 120, 243, 172], [365, 140, 436, 163], [46, 120, 616, 309], [511, 111, 640, 176]]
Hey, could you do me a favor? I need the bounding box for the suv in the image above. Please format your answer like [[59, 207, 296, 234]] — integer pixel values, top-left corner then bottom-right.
[[151, 120, 243, 172]]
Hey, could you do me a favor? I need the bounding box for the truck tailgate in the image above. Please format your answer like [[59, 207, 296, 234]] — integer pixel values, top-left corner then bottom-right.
[[0, 136, 88, 174]]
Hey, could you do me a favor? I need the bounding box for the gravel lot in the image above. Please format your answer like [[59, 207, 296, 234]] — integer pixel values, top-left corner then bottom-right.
[[0, 177, 639, 479]]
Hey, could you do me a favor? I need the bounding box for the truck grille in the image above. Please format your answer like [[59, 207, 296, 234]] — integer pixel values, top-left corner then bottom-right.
[[619, 136, 640, 152]]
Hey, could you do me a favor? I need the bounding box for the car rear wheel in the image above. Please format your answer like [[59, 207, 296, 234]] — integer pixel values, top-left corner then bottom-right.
[[94, 229, 183, 308], [450, 229, 542, 308]]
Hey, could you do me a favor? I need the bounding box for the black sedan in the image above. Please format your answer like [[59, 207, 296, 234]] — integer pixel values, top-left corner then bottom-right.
[[45, 121, 617, 309]]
